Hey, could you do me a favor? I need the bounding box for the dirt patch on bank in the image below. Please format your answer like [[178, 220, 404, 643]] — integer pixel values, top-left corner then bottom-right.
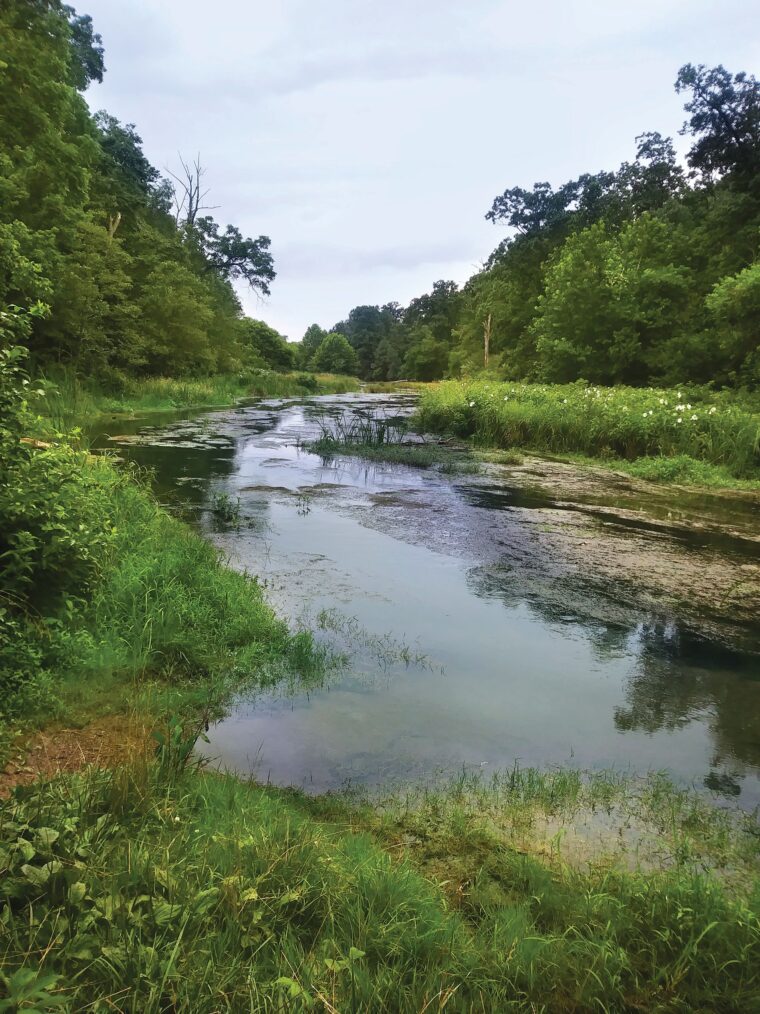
[[0, 715, 151, 798]]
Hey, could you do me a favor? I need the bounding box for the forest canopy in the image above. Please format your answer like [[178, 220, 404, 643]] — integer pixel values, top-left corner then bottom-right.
[[0, 0, 281, 380]]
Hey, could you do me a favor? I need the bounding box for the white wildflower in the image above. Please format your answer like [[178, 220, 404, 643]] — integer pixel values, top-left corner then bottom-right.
[[691, 414, 698, 421], [469, 401, 475, 407]]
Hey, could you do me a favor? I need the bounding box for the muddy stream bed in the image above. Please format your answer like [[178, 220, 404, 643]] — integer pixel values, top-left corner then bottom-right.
[[94, 393, 760, 804]]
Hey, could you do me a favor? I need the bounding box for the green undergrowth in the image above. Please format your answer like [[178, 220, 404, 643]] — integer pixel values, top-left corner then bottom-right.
[[593, 453, 760, 489], [5, 453, 327, 734], [39, 369, 359, 429], [1, 763, 759, 1012], [416, 380, 760, 487], [485, 446, 759, 490]]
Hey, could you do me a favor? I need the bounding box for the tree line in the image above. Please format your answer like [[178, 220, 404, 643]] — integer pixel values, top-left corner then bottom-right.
[[1, 0, 296, 382], [299, 64, 760, 388], [3, 4, 758, 389]]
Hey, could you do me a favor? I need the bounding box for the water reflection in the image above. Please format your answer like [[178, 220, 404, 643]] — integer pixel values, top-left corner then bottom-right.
[[95, 395, 760, 802]]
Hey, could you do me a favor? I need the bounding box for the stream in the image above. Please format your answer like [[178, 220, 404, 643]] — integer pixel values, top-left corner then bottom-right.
[[94, 393, 760, 803]]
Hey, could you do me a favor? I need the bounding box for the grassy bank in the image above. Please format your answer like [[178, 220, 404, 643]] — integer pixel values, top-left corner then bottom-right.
[[2, 763, 759, 1011], [1, 438, 326, 765], [416, 380, 760, 487], [4, 347, 760, 1010], [39, 368, 359, 428]]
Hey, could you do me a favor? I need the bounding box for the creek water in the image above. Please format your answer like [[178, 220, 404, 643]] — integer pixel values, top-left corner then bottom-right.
[[94, 393, 760, 803]]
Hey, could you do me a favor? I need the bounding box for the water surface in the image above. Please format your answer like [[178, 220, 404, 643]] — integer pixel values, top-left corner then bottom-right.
[[96, 394, 760, 802]]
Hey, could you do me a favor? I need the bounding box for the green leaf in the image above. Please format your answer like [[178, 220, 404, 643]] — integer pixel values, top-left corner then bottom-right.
[[68, 882, 87, 904], [20, 864, 50, 886]]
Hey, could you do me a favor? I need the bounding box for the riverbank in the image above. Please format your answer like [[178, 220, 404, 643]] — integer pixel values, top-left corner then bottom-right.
[[415, 380, 760, 490], [38, 368, 360, 428], [3, 373, 760, 1009], [2, 755, 759, 1011]]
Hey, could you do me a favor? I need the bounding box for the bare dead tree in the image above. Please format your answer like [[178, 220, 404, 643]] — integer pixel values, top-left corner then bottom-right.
[[483, 313, 492, 369], [166, 153, 219, 226]]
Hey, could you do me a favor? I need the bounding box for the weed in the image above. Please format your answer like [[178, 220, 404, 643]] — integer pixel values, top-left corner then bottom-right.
[[36, 370, 359, 429], [312, 409, 409, 449], [209, 491, 241, 526], [1, 764, 758, 1011]]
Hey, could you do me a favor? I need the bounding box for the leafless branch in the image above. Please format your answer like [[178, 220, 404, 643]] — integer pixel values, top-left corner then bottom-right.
[[166, 153, 219, 226]]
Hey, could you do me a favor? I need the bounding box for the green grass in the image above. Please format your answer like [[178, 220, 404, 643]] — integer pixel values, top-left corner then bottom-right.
[[593, 453, 760, 489], [1, 763, 758, 1012], [416, 380, 760, 486], [9, 452, 327, 738], [38, 369, 359, 429]]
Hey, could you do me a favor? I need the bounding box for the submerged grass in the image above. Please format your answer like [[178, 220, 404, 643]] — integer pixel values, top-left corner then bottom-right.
[[1, 763, 759, 1012], [417, 380, 760, 486]]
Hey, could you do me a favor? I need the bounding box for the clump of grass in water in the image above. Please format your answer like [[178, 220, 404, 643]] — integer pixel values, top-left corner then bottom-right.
[[209, 490, 241, 527], [312, 409, 410, 449], [311, 410, 481, 473], [316, 608, 440, 671]]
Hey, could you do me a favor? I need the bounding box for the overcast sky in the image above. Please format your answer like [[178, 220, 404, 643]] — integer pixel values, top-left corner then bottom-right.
[[82, 0, 758, 341]]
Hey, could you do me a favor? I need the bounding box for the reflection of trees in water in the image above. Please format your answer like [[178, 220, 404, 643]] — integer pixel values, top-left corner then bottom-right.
[[615, 626, 760, 783], [467, 562, 760, 792], [466, 562, 635, 657]]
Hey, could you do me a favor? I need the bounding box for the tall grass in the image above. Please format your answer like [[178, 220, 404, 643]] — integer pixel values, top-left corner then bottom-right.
[[1, 764, 758, 1011], [39, 368, 359, 428], [417, 380, 760, 481], [312, 410, 409, 449], [13, 454, 325, 730]]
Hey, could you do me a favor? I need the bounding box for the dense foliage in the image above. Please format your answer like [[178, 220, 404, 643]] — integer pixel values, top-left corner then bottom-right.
[[0, 0, 288, 380], [312, 65, 759, 388], [0, 317, 316, 724]]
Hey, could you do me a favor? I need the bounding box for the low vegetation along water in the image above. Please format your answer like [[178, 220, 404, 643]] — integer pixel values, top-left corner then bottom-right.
[[96, 392, 760, 803]]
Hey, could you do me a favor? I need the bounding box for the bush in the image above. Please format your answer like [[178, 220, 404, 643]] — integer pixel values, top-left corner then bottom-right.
[[0, 342, 116, 615]]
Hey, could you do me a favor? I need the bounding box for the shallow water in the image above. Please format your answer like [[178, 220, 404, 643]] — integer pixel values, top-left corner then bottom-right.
[[95, 394, 760, 803]]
